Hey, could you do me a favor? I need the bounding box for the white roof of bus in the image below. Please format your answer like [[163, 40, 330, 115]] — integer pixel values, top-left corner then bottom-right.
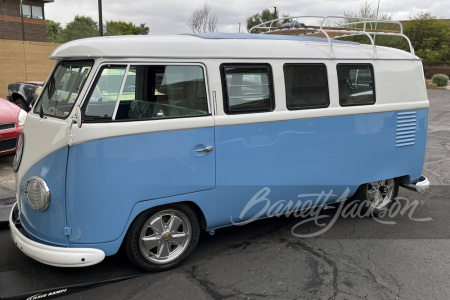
[[50, 33, 419, 61]]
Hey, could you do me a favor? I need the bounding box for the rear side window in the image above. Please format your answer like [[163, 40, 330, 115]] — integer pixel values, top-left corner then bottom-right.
[[221, 64, 274, 114], [284, 64, 329, 110], [337, 64, 375, 106]]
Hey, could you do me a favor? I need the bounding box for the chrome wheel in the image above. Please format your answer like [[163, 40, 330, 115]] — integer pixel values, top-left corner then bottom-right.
[[138, 209, 191, 264], [366, 179, 395, 209]]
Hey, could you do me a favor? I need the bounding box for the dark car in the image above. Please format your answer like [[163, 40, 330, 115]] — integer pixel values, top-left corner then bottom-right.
[[7, 81, 44, 112], [0, 98, 26, 156]]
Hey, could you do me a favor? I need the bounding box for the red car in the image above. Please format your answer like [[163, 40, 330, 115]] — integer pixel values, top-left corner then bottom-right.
[[0, 98, 26, 156]]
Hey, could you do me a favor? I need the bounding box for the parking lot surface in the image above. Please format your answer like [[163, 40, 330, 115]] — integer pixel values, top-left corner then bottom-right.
[[0, 89, 449, 299]]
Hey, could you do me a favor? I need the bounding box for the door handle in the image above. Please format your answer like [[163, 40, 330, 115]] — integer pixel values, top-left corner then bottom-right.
[[195, 146, 213, 153]]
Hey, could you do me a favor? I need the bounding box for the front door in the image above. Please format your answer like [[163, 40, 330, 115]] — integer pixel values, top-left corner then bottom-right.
[[66, 63, 215, 243]]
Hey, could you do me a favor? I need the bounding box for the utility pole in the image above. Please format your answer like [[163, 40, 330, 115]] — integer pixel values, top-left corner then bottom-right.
[[98, 0, 103, 36], [20, 0, 25, 41], [376, 0, 381, 19], [271, 6, 277, 19], [238, 23, 241, 33]]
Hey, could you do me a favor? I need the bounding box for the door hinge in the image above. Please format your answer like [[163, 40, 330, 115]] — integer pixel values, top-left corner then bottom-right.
[[64, 226, 72, 236]]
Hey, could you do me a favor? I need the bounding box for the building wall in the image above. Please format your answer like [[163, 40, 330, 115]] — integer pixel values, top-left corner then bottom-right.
[[425, 66, 450, 79], [0, 0, 47, 42], [0, 39, 60, 99]]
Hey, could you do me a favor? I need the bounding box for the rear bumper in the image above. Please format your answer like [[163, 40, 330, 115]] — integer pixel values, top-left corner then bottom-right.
[[414, 176, 430, 193], [9, 204, 105, 267]]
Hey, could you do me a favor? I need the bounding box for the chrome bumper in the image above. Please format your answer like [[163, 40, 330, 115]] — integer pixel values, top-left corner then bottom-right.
[[9, 204, 105, 267]]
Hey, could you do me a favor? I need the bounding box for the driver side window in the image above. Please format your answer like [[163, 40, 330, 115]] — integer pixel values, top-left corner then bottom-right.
[[84, 65, 127, 119]]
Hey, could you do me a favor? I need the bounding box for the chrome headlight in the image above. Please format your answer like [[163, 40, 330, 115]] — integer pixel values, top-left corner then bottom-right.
[[18, 109, 27, 126], [13, 132, 24, 173], [25, 177, 51, 211]]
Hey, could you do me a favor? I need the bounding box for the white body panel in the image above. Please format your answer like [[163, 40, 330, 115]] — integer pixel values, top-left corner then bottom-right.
[[10, 208, 105, 267]]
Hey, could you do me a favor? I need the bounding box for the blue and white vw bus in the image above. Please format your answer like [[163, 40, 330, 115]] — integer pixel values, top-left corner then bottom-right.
[[10, 16, 429, 271]]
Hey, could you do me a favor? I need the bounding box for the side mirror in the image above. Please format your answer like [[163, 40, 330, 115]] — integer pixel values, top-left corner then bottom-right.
[[76, 105, 82, 128]]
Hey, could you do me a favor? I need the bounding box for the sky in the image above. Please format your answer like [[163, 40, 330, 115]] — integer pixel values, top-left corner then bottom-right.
[[45, 0, 450, 35]]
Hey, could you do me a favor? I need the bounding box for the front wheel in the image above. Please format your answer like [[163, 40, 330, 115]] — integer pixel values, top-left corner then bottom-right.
[[15, 97, 29, 112], [353, 178, 399, 216], [125, 204, 200, 272]]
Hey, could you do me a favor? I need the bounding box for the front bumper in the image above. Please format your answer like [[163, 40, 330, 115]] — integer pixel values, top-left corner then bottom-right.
[[0, 124, 20, 156], [9, 204, 105, 267]]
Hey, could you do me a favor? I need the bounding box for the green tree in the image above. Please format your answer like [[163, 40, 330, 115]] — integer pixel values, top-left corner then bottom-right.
[[105, 21, 133, 35], [59, 15, 99, 43], [105, 20, 149, 36], [342, 0, 392, 22], [246, 8, 280, 33], [404, 13, 450, 66], [338, 1, 413, 50], [139, 23, 150, 35], [46, 19, 63, 43]]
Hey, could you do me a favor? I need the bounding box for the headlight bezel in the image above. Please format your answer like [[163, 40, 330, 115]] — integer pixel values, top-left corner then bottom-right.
[[25, 176, 51, 211]]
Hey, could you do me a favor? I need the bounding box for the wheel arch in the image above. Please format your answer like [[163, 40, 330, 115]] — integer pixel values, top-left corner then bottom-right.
[[11, 92, 26, 102], [119, 200, 208, 250]]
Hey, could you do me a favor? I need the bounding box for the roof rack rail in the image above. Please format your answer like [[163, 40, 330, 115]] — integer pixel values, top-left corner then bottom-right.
[[249, 16, 415, 59]]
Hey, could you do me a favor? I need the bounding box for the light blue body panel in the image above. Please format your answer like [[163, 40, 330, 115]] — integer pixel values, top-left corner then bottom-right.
[[65, 126, 215, 243], [19, 109, 428, 255]]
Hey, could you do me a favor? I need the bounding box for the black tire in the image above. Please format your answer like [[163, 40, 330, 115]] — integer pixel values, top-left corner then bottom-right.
[[14, 97, 29, 112], [352, 178, 399, 216], [125, 203, 200, 272]]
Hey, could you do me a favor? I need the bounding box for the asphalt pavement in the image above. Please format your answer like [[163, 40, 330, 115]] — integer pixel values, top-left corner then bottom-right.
[[0, 89, 449, 300]]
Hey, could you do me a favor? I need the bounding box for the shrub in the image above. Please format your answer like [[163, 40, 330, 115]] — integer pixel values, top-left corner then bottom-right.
[[431, 74, 449, 87]]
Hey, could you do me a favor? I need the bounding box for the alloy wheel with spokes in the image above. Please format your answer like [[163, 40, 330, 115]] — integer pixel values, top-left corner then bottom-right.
[[139, 209, 191, 264], [366, 179, 396, 210], [353, 177, 399, 215], [126, 204, 200, 271]]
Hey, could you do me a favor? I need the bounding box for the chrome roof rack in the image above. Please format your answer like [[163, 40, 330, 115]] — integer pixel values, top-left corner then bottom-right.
[[249, 16, 415, 59]]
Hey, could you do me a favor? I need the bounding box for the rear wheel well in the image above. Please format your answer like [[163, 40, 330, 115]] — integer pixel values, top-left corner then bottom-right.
[[396, 175, 411, 185]]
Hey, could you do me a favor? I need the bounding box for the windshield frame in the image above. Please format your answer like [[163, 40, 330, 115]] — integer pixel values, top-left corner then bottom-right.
[[33, 59, 95, 120]]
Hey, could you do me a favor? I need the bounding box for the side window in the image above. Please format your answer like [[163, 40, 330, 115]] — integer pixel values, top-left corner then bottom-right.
[[84, 65, 127, 120], [221, 64, 274, 114], [284, 64, 329, 110], [337, 64, 375, 106], [116, 65, 208, 120]]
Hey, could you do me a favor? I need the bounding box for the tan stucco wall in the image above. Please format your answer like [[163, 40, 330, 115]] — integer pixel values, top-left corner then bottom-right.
[[0, 39, 60, 99]]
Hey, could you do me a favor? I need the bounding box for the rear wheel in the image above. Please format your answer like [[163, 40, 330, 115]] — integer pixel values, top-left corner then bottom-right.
[[14, 97, 29, 112], [125, 204, 200, 272], [353, 178, 399, 216]]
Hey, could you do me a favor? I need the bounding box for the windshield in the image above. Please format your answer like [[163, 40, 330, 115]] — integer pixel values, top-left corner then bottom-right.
[[34, 60, 93, 118]]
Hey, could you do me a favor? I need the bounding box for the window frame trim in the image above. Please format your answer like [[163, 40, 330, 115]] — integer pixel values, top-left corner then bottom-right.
[[220, 63, 275, 115], [81, 62, 212, 123], [336, 63, 376, 107], [31, 5, 44, 20], [21, 4, 44, 19], [283, 63, 330, 111]]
